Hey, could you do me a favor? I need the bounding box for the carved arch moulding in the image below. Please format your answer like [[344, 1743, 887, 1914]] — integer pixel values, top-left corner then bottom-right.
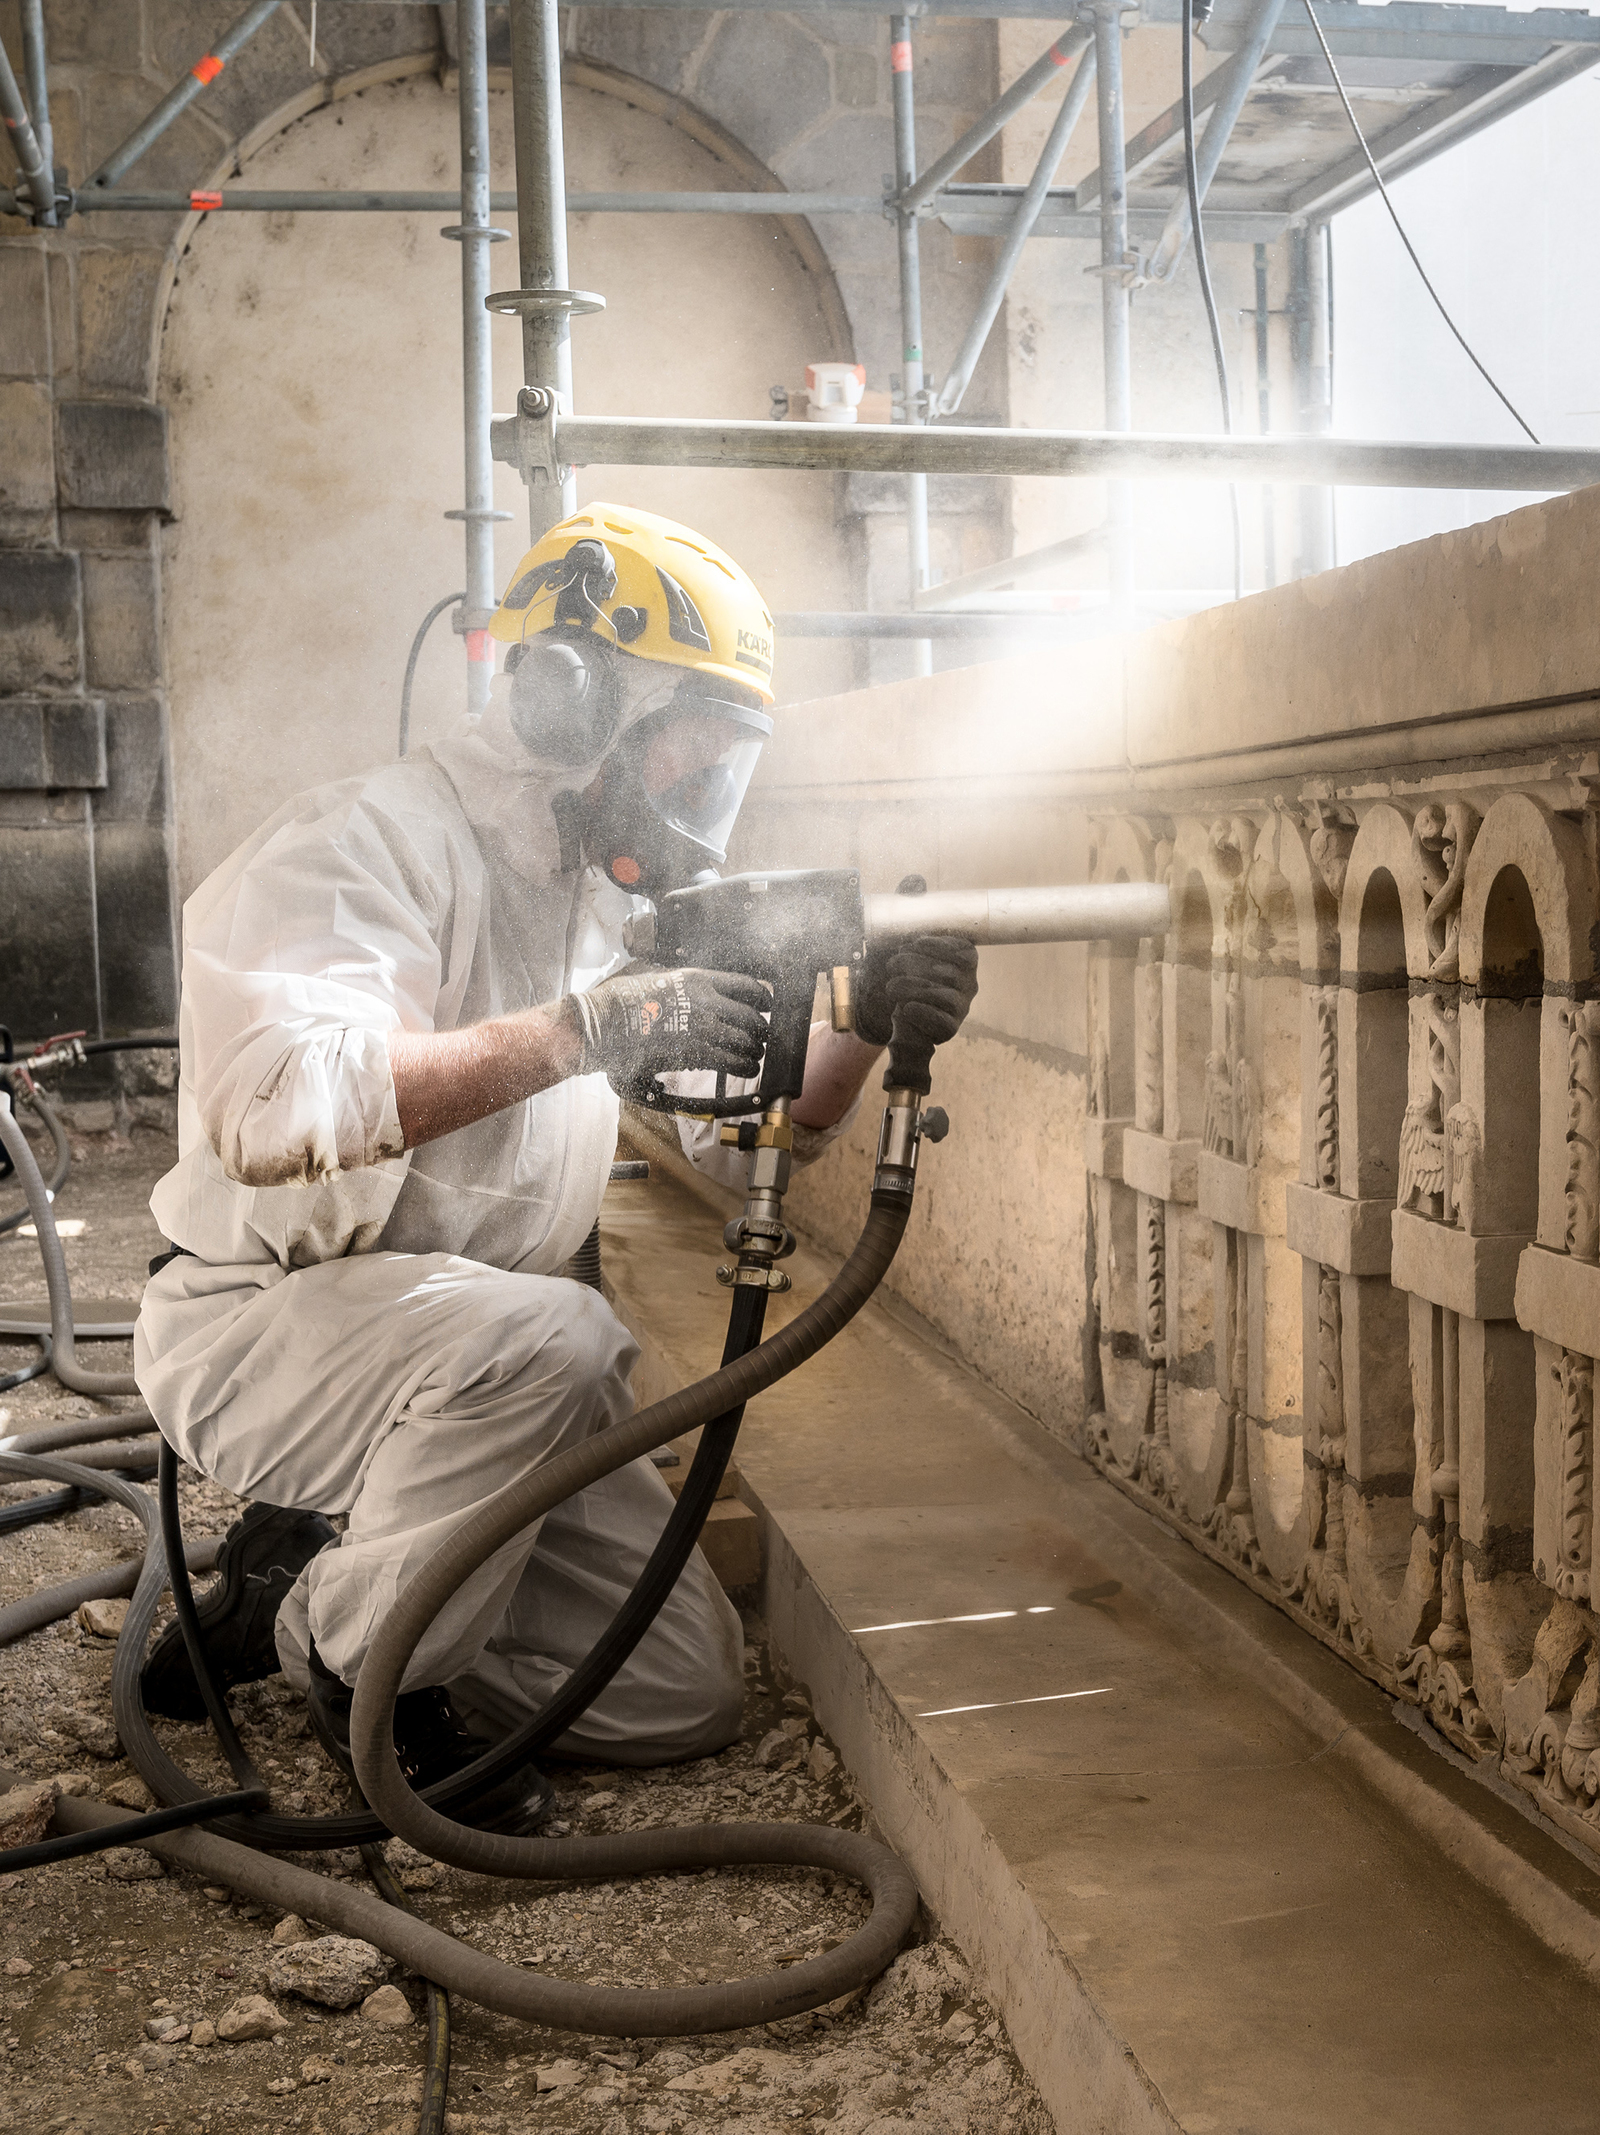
[[1076, 773, 1600, 1862]]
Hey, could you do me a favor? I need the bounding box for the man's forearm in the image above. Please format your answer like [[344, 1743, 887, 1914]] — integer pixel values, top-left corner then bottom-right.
[[388, 1003, 583, 1150]]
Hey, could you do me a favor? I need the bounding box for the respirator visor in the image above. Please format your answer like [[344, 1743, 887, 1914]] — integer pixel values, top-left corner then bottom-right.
[[635, 697, 773, 863]]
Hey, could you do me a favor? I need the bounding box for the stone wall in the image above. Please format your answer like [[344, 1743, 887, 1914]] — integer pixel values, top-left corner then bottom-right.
[[728, 479, 1600, 1858]]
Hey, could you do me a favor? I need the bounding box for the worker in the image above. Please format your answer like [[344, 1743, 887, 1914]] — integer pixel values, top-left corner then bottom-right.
[[134, 504, 978, 1828]]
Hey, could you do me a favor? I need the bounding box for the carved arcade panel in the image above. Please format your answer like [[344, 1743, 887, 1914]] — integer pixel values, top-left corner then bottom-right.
[[1080, 777, 1600, 1854]]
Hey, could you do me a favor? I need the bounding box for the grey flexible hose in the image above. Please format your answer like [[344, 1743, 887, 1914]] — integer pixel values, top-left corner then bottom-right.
[[0, 1408, 159, 1454], [0, 1096, 138, 1394], [0, 1085, 68, 1237], [0, 1448, 219, 1646], [50, 1787, 916, 2039], [346, 1195, 918, 2035]]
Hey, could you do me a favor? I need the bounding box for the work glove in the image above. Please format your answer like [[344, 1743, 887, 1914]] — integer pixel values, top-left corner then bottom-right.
[[569, 967, 769, 1095], [855, 934, 981, 1052]]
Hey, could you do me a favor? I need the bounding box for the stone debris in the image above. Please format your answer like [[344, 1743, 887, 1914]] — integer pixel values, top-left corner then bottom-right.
[[101, 1773, 152, 1809], [0, 1777, 57, 1848], [216, 1992, 289, 2041], [75, 1597, 128, 1638], [267, 1932, 389, 2008], [361, 1983, 414, 2028], [100, 1844, 165, 1880], [0, 1130, 1056, 2135]]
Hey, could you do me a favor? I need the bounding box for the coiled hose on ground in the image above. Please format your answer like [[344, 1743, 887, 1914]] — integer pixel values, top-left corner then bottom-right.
[[0, 1107, 925, 2034]]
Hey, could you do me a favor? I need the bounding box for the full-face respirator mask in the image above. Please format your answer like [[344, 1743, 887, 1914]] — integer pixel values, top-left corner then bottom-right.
[[500, 533, 773, 900]]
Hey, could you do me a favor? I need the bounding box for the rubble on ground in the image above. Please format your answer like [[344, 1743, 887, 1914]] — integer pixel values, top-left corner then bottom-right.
[[0, 1128, 1056, 2132]]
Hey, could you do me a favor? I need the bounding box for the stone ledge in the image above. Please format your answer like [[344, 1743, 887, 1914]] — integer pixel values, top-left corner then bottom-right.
[[1516, 1245, 1600, 1356], [1122, 1128, 1199, 1205], [1084, 1117, 1125, 1182], [1390, 1207, 1533, 1321], [1198, 1149, 1284, 1236], [0, 697, 107, 791], [603, 1168, 1600, 2134], [1284, 1181, 1394, 1276]]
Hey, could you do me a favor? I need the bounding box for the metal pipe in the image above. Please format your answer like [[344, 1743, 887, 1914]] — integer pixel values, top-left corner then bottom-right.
[[866, 882, 1172, 944], [1145, 0, 1287, 282], [1253, 240, 1276, 589], [774, 609, 1109, 640], [455, 0, 499, 717], [890, 15, 932, 678], [507, 0, 575, 535], [84, 0, 283, 191], [0, 28, 52, 221], [1289, 220, 1334, 573], [936, 48, 1096, 417], [508, 410, 1600, 492], [1090, 0, 1135, 619], [20, 0, 53, 226], [51, 188, 890, 216], [898, 25, 1091, 215]]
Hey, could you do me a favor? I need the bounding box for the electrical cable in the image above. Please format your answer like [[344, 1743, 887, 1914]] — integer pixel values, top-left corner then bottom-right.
[[399, 592, 465, 758], [1181, 0, 1243, 602], [1300, 0, 1538, 445], [360, 1836, 451, 2133]]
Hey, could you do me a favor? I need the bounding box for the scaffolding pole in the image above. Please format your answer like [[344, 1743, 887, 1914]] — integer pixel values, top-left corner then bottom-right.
[[506, 0, 579, 538], [450, 0, 505, 715], [19, 0, 54, 227], [494, 407, 1600, 491], [1091, 0, 1136, 620], [83, 0, 283, 191], [1289, 220, 1334, 574], [890, 15, 933, 679]]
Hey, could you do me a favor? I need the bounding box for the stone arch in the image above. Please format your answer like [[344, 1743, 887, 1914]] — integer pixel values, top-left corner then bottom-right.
[[1087, 814, 1160, 1477], [1338, 804, 1430, 1203], [1459, 793, 1598, 1250], [1334, 804, 1435, 1661], [157, 68, 861, 889]]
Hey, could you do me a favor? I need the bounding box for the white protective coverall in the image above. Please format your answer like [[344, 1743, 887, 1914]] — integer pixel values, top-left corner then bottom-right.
[[134, 684, 848, 1764]]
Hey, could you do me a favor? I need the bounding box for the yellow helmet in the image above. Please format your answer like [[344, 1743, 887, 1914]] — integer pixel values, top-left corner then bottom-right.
[[488, 501, 775, 704]]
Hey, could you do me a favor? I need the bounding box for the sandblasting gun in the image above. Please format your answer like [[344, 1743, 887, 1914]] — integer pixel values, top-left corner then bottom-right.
[[624, 868, 1169, 1291]]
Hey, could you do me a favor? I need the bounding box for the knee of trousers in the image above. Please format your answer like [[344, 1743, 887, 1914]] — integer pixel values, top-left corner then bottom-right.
[[434, 1274, 640, 1429]]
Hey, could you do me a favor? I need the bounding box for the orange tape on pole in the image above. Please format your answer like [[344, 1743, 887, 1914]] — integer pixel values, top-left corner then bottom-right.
[[465, 630, 493, 665], [1049, 39, 1072, 63], [191, 53, 225, 85], [190, 190, 224, 211], [890, 39, 912, 71]]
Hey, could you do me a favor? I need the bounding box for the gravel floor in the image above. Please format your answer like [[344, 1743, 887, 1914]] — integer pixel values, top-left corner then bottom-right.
[[0, 1114, 1055, 2135]]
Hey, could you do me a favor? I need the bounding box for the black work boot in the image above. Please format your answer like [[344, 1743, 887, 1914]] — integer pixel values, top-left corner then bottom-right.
[[141, 1501, 338, 1721], [306, 1640, 554, 1837]]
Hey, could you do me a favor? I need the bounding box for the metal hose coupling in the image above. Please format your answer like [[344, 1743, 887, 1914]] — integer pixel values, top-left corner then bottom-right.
[[873, 1089, 949, 1204], [718, 1100, 798, 1291]]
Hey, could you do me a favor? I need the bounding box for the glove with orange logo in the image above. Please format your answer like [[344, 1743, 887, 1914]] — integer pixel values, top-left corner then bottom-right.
[[568, 967, 769, 1092]]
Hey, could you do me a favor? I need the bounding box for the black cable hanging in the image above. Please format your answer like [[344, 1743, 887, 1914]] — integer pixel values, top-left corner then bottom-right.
[[1181, 0, 1243, 602], [1300, 0, 1539, 445], [399, 593, 466, 758]]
